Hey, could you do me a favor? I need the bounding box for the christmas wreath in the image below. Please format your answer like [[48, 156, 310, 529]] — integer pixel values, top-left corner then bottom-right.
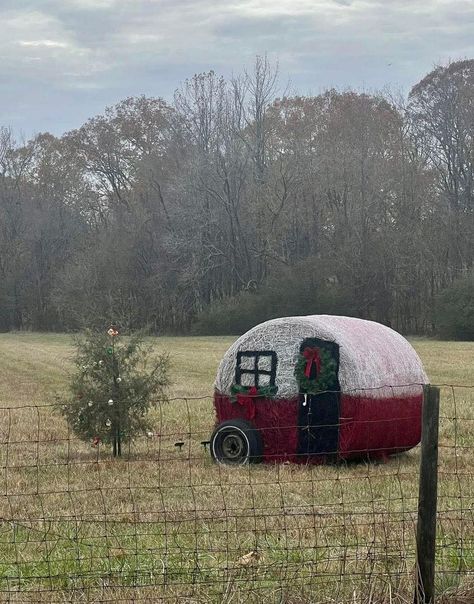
[[295, 347, 337, 394]]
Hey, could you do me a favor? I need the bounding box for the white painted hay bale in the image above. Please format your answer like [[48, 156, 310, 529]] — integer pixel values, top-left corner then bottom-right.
[[215, 315, 428, 399]]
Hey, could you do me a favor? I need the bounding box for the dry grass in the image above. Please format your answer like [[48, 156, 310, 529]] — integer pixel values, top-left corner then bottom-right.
[[0, 333, 472, 603]]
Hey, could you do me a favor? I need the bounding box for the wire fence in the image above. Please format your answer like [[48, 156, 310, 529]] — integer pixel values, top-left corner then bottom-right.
[[0, 385, 472, 603]]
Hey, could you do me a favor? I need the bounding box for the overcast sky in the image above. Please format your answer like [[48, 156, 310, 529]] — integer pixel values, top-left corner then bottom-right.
[[1, 0, 474, 138]]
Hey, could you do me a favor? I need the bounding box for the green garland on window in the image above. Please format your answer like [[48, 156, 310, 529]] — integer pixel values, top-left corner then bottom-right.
[[230, 384, 278, 401], [294, 348, 338, 394]]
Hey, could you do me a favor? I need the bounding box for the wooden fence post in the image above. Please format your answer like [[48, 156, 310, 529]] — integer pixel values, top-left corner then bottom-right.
[[415, 385, 440, 604]]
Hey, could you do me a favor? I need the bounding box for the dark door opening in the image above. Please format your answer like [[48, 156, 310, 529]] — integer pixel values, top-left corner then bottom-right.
[[296, 337, 341, 458]]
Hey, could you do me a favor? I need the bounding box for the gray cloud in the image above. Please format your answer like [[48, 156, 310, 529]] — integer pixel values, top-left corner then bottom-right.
[[1, 0, 474, 136]]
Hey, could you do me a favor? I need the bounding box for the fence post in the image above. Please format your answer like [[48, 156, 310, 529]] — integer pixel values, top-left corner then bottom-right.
[[415, 384, 440, 604]]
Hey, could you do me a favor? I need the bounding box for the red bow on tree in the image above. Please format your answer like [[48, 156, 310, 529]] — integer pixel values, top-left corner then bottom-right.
[[303, 348, 321, 378], [236, 386, 258, 420]]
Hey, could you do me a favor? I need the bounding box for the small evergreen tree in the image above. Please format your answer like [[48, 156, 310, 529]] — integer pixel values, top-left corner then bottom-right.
[[61, 327, 170, 456]]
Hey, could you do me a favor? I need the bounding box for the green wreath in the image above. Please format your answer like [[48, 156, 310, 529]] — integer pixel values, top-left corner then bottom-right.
[[295, 347, 338, 394], [230, 384, 278, 401]]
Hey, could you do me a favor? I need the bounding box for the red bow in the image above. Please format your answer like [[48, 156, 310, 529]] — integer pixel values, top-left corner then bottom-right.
[[303, 348, 321, 378], [236, 386, 258, 420]]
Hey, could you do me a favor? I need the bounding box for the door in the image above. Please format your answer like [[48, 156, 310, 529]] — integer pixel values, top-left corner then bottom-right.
[[296, 337, 341, 458]]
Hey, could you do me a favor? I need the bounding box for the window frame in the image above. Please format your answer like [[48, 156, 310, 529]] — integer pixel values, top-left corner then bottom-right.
[[235, 350, 277, 388]]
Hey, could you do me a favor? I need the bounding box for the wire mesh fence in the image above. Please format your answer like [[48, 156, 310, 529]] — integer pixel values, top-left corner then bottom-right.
[[0, 385, 472, 603]]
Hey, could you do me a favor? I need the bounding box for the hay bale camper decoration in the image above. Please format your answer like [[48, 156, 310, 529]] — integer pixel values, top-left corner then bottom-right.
[[211, 315, 428, 465]]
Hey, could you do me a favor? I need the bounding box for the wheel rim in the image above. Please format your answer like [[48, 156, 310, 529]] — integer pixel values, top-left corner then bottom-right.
[[220, 431, 247, 462]]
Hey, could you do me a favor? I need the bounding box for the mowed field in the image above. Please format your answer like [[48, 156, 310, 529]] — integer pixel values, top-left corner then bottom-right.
[[0, 333, 473, 603]]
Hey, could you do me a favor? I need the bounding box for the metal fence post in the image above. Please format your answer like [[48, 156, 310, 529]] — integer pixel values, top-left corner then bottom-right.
[[415, 384, 440, 604]]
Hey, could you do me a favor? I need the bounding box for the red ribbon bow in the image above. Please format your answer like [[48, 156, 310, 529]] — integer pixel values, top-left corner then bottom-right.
[[303, 347, 321, 378], [236, 386, 258, 420]]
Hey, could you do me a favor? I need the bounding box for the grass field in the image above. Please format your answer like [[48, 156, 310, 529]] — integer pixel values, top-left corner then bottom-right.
[[0, 333, 473, 603]]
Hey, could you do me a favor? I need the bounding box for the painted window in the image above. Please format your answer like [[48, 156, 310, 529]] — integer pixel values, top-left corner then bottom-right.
[[235, 351, 277, 388]]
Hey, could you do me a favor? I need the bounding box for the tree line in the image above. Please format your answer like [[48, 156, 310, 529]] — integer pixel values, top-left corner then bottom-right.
[[1, 57, 473, 335]]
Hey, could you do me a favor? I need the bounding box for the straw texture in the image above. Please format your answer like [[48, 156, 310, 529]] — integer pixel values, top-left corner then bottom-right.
[[215, 315, 428, 399]]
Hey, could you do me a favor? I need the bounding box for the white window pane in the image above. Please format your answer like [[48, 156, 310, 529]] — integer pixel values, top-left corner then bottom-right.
[[258, 373, 270, 386], [257, 355, 272, 371], [240, 373, 256, 387], [239, 355, 255, 370]]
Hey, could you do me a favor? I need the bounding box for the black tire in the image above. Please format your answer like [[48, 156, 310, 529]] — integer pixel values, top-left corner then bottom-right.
[[210, 419, 263, 465]]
